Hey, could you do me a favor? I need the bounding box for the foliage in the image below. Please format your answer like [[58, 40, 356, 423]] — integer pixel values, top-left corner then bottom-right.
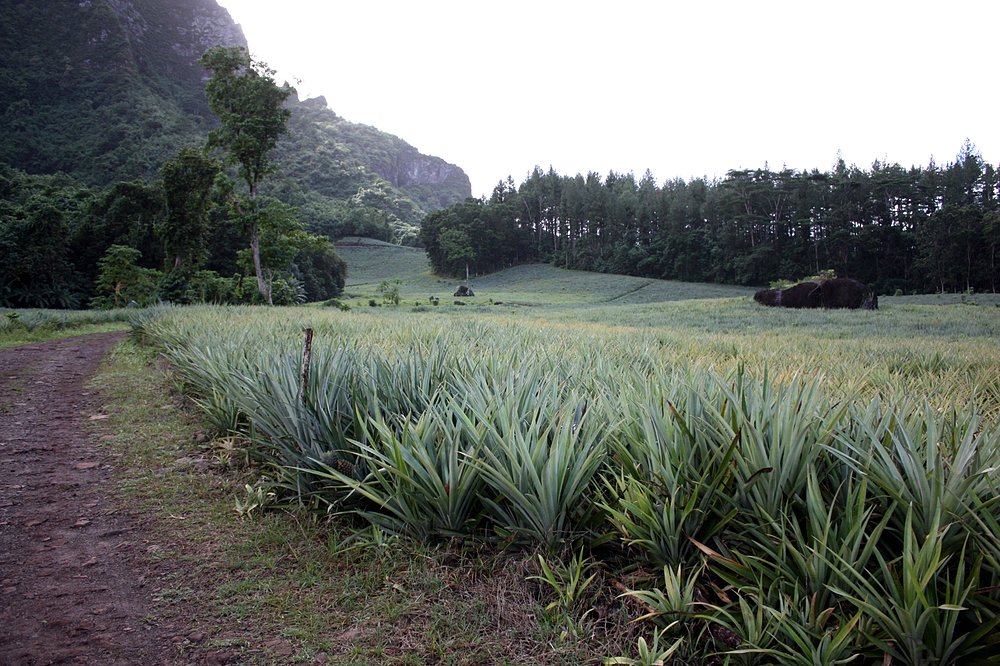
[[0, 161, 349, 308], [201, 47, 292, 197], [0, 1, 468, 249], [201, 46, 293, 305], [175, 270, 240, 305], [0, 307, 131, 347], [376, 279, 402, 306], [92, 244, 161, 308], [0, 190, 81, 308], [73, 179, 166, 286], [0, 0, 211, 185], [603, 630, 684, 666], [530, 549, 601, 640], [294, 243, 346, 302], [91, 339, 613, 664], [530, 548, 599, 616], [271, 96, 470, 235], [423, 145, 1000, 294], [159, 148, 221, 269]]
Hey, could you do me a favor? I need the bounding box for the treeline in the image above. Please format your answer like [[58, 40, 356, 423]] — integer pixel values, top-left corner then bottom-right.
[[422, 143, 999, 294], [0, 159, 345, 309]]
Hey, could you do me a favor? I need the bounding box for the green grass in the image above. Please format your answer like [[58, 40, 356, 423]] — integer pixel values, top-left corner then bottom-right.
[[335, 236, 1000, 310], [472, 263, 752, 306], [0, 308, 131, 348], [0, 322, 129, 349], [882, 291, 1000, 306], [336, 238, 442, 293]]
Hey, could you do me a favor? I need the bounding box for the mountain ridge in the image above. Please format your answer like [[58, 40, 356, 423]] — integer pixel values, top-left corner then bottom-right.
[[0, 0, 470, 239]]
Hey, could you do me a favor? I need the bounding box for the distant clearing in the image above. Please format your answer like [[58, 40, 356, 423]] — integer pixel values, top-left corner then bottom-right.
[[335, 237, 437, 291], [335, 237, 1000, 316], [335, 237, 755, 308]]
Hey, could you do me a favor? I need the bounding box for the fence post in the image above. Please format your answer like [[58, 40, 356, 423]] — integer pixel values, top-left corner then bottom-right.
[[298, 327, 314, 406]]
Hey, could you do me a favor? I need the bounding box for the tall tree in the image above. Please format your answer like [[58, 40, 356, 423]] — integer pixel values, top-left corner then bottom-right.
[[200, 46, 294, 305], [438, 226, 475, 282], [159, 148, 221, 270]]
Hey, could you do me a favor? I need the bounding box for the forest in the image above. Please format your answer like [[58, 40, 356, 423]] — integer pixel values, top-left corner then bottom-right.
[[0, 43, 348, 310], [422, 142, 999, 295], [0, 161, 347, 309]]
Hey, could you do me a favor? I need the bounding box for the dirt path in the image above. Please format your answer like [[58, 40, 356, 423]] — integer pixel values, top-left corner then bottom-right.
[[0, 332, 180, 665]]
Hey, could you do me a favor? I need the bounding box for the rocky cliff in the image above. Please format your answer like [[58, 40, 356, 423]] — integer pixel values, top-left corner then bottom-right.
[[282, 96, 471, 217]]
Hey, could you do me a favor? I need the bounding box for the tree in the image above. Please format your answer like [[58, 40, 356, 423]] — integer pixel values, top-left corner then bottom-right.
[[0, 198, 79, 308], [200, 46, 294, 305], [93, 245, 161, 308], [984, 211, 1000, 292], [377, 279, 401, 305], [72, 180, 165, 290], [438, 226, 475, 282], [294, 242, 347, 302], [159, 148, 221, 270], [234, 198, 309, 304]]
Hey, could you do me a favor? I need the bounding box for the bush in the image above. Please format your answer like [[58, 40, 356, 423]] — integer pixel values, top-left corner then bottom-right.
[[377, 279, 402, 306], [324, 298, 351, 311]]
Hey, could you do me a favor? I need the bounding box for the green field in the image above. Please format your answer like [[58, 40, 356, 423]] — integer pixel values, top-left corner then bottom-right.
[[333, 242, 1000, 418], [336, 237, 439, 292], [335, 237, 755, 310]]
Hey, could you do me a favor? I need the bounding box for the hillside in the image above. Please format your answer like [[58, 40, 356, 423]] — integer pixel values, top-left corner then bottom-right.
[[335, 237, 755, 307], [0, 0, 470, 238]]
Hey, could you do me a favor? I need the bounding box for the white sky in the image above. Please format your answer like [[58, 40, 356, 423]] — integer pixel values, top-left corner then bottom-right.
[[218, 0, 998, 198]]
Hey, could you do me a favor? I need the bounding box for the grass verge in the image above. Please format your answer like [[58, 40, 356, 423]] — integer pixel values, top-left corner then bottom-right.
[[0, 322, 129, 349], [89, 338, 636, 664]]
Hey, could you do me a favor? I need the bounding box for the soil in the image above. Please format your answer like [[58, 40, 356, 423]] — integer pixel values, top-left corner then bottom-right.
[[0, 333, 186, 665]]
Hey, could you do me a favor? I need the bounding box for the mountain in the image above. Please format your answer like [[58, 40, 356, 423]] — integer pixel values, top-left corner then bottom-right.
[[0, 0, 470, 240]]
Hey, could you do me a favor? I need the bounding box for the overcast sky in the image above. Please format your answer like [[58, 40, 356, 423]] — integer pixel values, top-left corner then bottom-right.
[[218, 0, 998, 197]]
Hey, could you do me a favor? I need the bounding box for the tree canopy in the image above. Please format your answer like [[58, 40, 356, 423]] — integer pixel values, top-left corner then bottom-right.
[[422, 143, 1000, 295], [160, 148, 221, 270], [201, 47, 293, 198], [0, 160, 346, 309], [200, 46, 296, 305]]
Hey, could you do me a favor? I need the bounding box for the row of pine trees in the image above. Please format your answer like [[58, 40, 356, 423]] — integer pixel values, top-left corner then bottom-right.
[[423, 143, 998, 294]]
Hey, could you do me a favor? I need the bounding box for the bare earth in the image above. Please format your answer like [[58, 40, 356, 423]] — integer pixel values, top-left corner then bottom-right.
[[0, 333, 180, 665]]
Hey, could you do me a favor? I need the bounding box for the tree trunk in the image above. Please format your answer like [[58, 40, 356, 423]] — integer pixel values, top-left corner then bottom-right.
[[992, 244, 997, 293], [248, 182, 272, 306], [250, 224, 272, 305]]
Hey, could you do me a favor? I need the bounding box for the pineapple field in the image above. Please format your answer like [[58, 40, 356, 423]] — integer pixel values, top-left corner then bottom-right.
[[131, 292, 1000, 664]]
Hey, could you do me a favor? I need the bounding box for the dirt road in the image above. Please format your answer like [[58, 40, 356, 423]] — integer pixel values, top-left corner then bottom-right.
[[0, 332, 179, 665]]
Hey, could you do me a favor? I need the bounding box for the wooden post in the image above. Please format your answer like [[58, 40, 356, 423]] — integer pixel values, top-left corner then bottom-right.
[[298, 327, 314, 406]]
